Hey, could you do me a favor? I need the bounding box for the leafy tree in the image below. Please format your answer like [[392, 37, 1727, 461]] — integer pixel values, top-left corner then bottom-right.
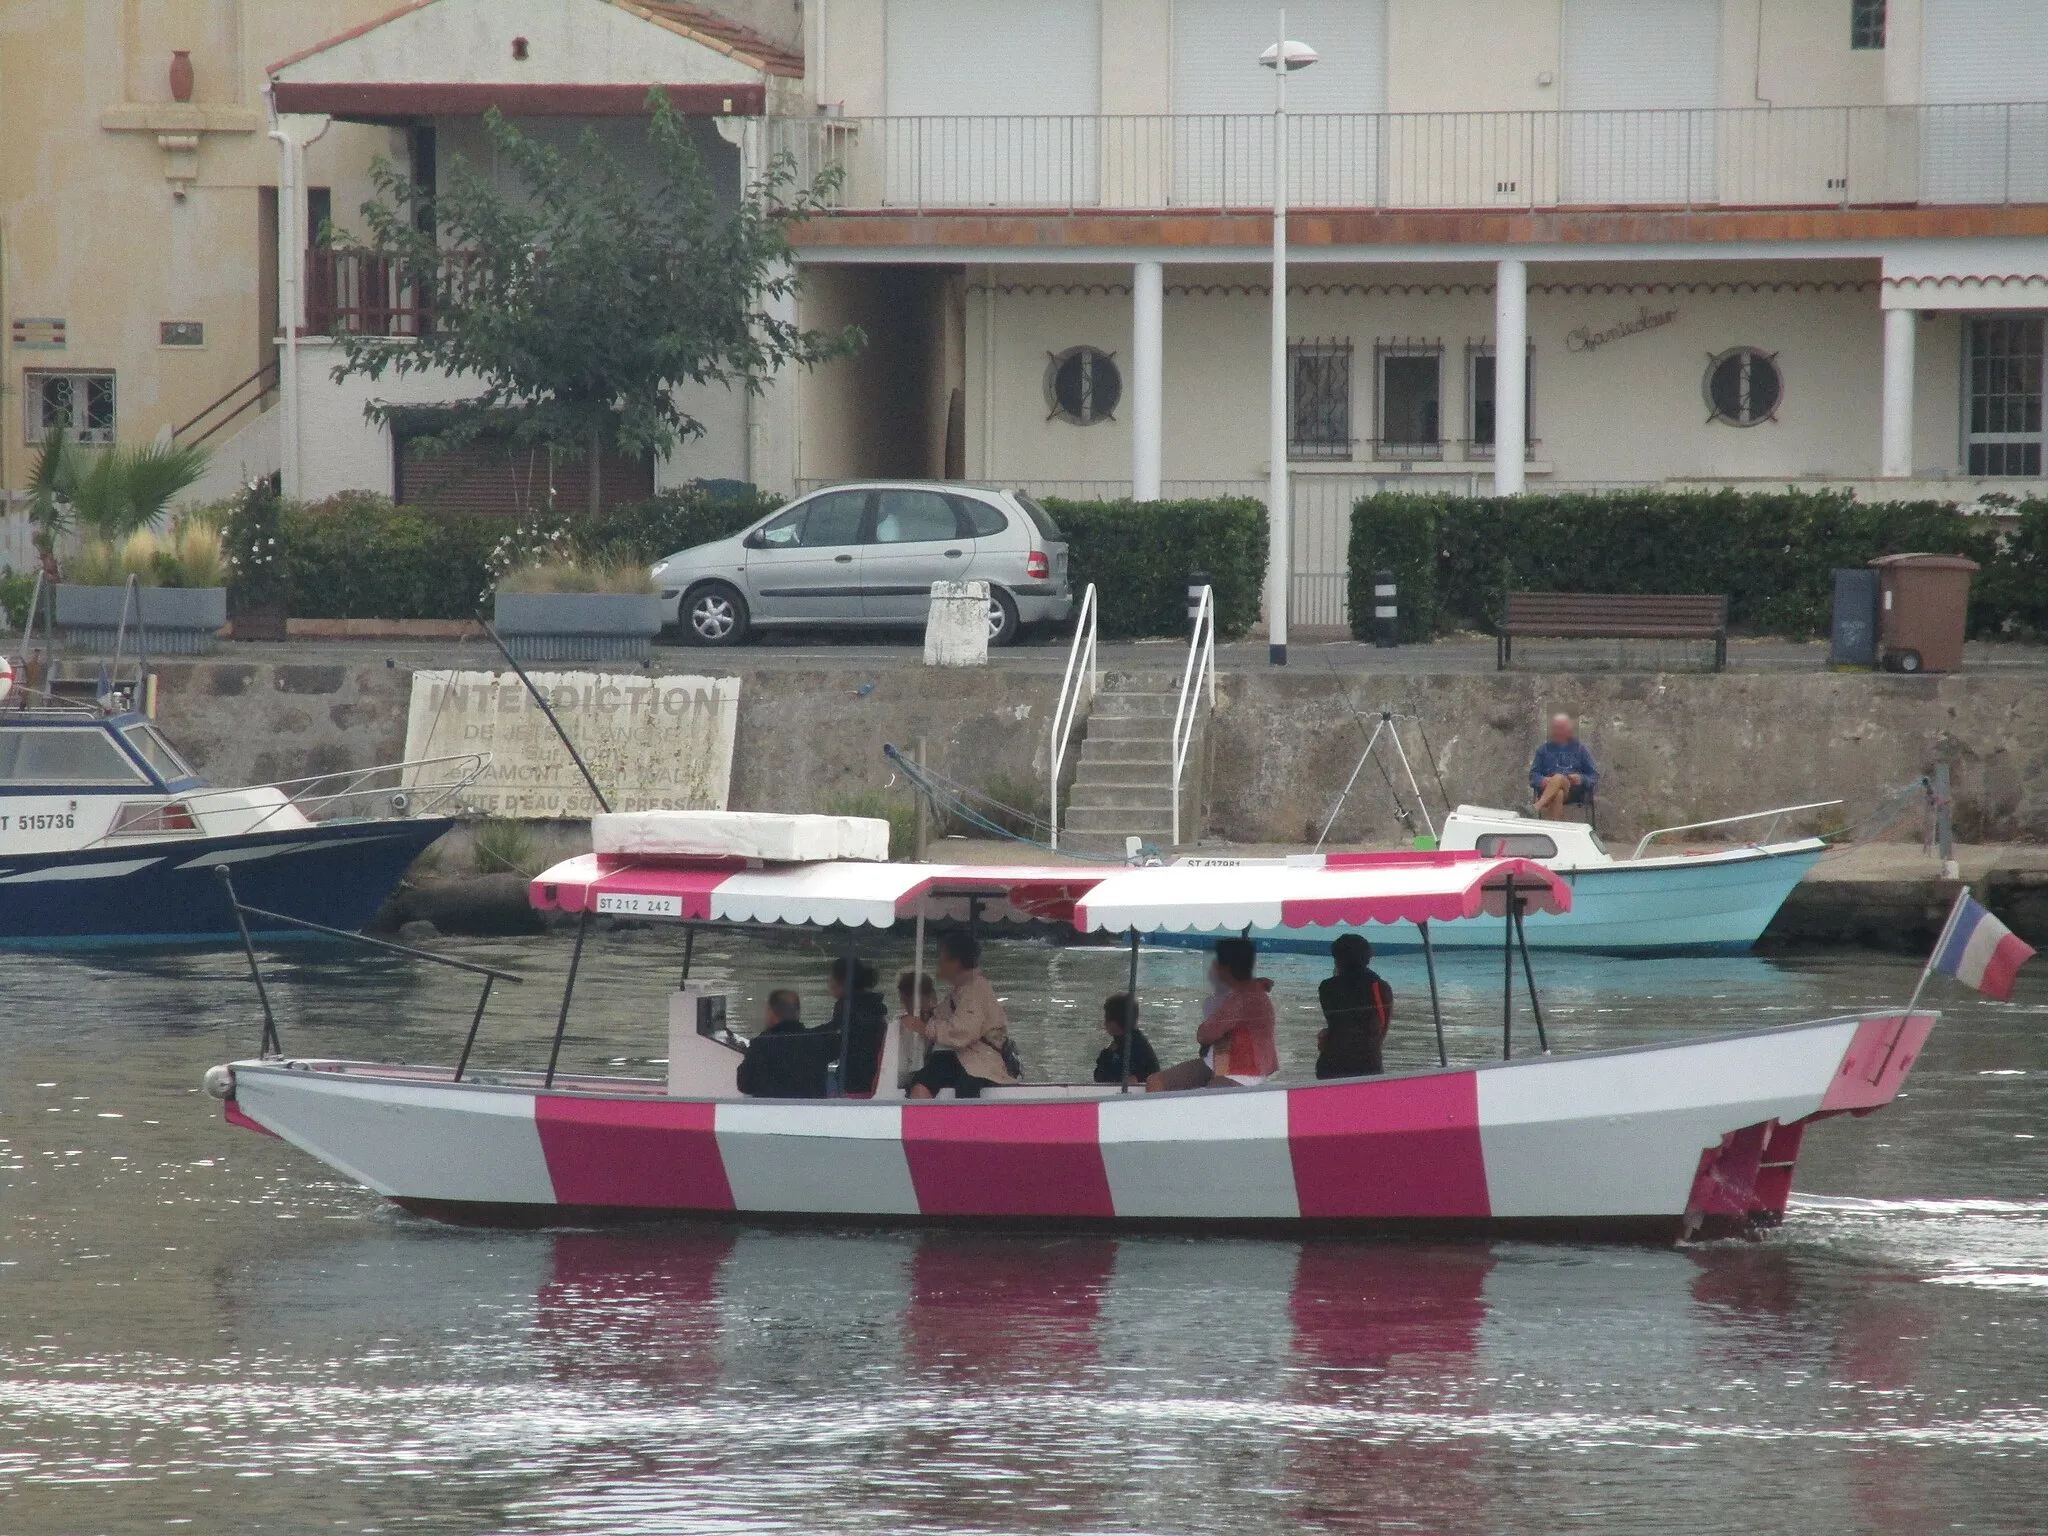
[[331, 93, 860, 513]]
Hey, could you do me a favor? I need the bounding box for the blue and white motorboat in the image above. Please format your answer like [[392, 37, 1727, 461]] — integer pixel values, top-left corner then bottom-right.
[[1175, 802, 1833, 957], [0, 702, 479, 945]]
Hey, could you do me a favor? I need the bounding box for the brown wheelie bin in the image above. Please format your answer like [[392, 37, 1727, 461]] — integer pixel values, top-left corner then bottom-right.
[[1868, 552, 1978, 673]]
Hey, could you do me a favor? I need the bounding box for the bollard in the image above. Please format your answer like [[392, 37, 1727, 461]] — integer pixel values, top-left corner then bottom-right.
[[1373, 569, 1399, 649], [1187, 570, 1210, 636]]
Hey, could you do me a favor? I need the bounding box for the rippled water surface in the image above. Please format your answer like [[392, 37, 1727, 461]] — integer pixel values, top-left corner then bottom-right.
[[3, 932, 2044, 1535]]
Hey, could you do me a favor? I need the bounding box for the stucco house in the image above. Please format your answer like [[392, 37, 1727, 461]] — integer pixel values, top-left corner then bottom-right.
[[4, 0, 2046, 625]]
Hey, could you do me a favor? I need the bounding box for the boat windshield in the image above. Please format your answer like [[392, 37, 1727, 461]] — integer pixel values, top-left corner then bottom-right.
[[121, 725, 194, 782], [0, 725, 149, 785]]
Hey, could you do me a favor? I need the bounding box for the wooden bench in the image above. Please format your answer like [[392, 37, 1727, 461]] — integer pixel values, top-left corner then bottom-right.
[[1497, 592, 1729, 671]]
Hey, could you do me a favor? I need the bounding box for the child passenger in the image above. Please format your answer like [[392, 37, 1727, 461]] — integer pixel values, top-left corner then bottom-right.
[[1092, 992, 1159, 1084]]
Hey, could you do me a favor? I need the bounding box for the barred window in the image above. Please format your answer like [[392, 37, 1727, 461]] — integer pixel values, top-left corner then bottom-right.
[[1703, 347, 1783, 428], [1287, 340, 1353, 460], [1375, 341, 1443, 460], [1045, 346, 1121, 425], [1468, 344, 1535, 458], [23, 370, 116, 446], [1851, 0, 1886, 50], [1965, 316, 2045, 478]]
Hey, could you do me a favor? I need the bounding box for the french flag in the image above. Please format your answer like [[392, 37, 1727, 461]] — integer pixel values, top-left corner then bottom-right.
[[1931, 894, 2037, 1002]]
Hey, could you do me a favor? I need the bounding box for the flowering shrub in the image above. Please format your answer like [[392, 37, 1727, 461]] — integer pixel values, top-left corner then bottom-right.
[[224, 479, 289, 611]]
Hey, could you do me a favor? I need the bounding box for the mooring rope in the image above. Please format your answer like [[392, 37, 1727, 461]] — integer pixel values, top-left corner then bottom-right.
[[881, 744, 1137, 863]]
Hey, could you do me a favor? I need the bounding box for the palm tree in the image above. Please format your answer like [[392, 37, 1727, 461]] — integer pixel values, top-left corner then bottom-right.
[[25, 428, 210, 571]]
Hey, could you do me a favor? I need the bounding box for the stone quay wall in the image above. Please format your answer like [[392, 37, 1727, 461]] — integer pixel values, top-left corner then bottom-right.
[[147, 658, 2047, 847]]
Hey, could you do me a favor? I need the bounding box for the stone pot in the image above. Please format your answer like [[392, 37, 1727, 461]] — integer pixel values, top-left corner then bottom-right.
[[492, 591, 666, 662], [54, 583, 228, 654], [169, 49, 195, 103]]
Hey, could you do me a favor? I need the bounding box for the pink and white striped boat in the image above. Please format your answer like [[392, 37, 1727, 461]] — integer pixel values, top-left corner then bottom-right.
[[207, 813, 1934, 1243]]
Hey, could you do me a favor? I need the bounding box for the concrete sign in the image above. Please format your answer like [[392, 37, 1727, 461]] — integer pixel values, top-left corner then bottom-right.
[[403, 670, 740, 818]]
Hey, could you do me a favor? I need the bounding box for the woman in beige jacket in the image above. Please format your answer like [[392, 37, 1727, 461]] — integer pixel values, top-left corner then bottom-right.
[[906, 931, 1017, 1098]]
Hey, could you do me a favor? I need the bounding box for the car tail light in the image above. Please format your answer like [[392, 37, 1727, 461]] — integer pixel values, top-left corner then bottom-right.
[[1026, 551, 1050, 580]]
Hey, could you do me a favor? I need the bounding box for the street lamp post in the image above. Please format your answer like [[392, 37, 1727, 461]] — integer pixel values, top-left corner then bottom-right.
[[1261, 20, 1316, 666]]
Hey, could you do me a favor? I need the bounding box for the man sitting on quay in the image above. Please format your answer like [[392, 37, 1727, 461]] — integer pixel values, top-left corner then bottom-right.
[[1530, 713, 1599, 822]]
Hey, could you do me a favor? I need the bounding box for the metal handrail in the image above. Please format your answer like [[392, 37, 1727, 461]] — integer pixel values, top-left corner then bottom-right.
[[772, 101, 2048, 216], [1630, 799, 1845, 861], [173, 358, 280, 447], [87, 752, 492, 847], [1046, 582, 1098, 851], [1169, 584, 1216, 848]]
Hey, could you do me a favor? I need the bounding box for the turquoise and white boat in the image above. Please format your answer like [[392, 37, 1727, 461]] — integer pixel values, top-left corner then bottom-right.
[[1176, 802, 1833, 957]]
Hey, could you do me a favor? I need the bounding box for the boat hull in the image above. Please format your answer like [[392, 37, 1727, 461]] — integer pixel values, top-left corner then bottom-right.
[[0, 817, 452, 944], [223, 1008, 1929, 1241], [1162, 845, 1825, 956]]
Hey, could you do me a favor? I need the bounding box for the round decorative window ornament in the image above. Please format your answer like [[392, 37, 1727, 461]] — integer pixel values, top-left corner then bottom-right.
[[1045, 346, 1122, 426], [1703, 346, 1783, 427]]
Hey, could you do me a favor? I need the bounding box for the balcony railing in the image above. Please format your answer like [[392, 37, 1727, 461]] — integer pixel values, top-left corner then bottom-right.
[[305, 250, 490, 338], [772, 103, 2048, 214]]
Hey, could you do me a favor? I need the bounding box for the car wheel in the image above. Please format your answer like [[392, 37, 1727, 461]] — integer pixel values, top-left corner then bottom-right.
[[684, 582, 750, 646], [985, 587, 1021, 647]]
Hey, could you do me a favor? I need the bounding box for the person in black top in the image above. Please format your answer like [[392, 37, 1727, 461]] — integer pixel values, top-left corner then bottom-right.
[[1315, 934, 1392, 1079], [736, 990, 833, 1098], [1092, 991, 1160, 1085], [821, 956, 889, 1097]]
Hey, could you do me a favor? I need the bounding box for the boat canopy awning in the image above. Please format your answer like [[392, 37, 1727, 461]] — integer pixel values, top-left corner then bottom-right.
[[529, 855, 1119, 928], [1071, 856, 1570, 934], [529, 850, 1568, 933]]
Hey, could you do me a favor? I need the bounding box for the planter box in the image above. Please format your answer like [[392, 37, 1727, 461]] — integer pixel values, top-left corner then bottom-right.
[[493, 591, 665, 662], [55, 584, 228, 655]]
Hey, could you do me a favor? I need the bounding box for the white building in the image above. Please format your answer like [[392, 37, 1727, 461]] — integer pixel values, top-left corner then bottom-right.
[[255, 0, 2048, 625]]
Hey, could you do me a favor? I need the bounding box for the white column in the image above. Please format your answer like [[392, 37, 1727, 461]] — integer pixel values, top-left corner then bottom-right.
[[1881, 305, 1917, 480], [1131, 259, 1163, 502], [1267, 69, 1290, 665], [1493, 258, 1528, 496], [268, 116, 301, 499]]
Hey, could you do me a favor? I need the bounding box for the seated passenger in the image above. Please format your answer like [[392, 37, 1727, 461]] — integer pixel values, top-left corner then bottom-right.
[[1315, 934, 1392, 1079], [906, 932, 1018, 1099], [1147, 938, 1278, 1092], [822, 956, 889, 1096], [1092, 991, 1160, 1084], [735, 990, 833, 1099], [896, 968, 938, 1030]]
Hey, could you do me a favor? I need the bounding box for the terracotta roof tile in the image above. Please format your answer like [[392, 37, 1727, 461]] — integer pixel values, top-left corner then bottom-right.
[[625, 1, 805, 78], [271, 0, 803, 82]]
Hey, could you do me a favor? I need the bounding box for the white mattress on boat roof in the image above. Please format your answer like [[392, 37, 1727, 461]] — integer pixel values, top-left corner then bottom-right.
[[593, 810, 890, 863]]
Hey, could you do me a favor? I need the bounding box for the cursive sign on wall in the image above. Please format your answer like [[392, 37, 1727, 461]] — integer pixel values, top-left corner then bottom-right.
[[1565, 305, 1679, 353]]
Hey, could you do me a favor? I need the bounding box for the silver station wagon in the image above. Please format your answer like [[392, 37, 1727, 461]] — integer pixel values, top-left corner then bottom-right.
[[651, 482, 1073, 646]]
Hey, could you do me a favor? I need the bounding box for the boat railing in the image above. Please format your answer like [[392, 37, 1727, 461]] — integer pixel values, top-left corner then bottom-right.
[[1046, 582, 1099, 851], [1630, 799, 1845, 860], [1169, 583, 1217, 848], [213, 867, 523, 1073], [97, 752, 493, 844]]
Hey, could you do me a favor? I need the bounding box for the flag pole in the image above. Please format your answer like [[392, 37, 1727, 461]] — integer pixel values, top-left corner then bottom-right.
[[1904, 885, 1969, 1017]]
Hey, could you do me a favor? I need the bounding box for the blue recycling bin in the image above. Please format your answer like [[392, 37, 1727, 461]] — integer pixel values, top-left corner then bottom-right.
[[1830, 567, 1878, 667]]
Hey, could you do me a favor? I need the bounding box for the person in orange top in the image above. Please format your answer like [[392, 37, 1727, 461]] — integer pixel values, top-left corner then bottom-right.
[[1146, 938, 1279, 1092]]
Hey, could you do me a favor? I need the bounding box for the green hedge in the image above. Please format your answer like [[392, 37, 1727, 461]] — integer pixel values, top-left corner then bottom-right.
[[572, 483, 782, 567], [1348, 489, 2048, 642], [263, 483, 779, 620], [1042, 497, 1269, 640]]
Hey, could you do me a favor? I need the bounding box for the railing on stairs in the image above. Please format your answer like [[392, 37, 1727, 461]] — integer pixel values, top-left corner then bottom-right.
[[1046, 582, 1098, 851], [173, 358, 280, 448], [1170, 584, 1216, 848]]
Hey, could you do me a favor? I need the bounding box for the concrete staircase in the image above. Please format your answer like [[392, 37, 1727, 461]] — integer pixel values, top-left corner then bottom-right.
[[1060, 675, 1206, 850]]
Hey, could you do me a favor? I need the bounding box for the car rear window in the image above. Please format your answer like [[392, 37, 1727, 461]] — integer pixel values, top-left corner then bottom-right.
[[1013, 492, 1062, 540], [953, 497, 1009, 538]]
